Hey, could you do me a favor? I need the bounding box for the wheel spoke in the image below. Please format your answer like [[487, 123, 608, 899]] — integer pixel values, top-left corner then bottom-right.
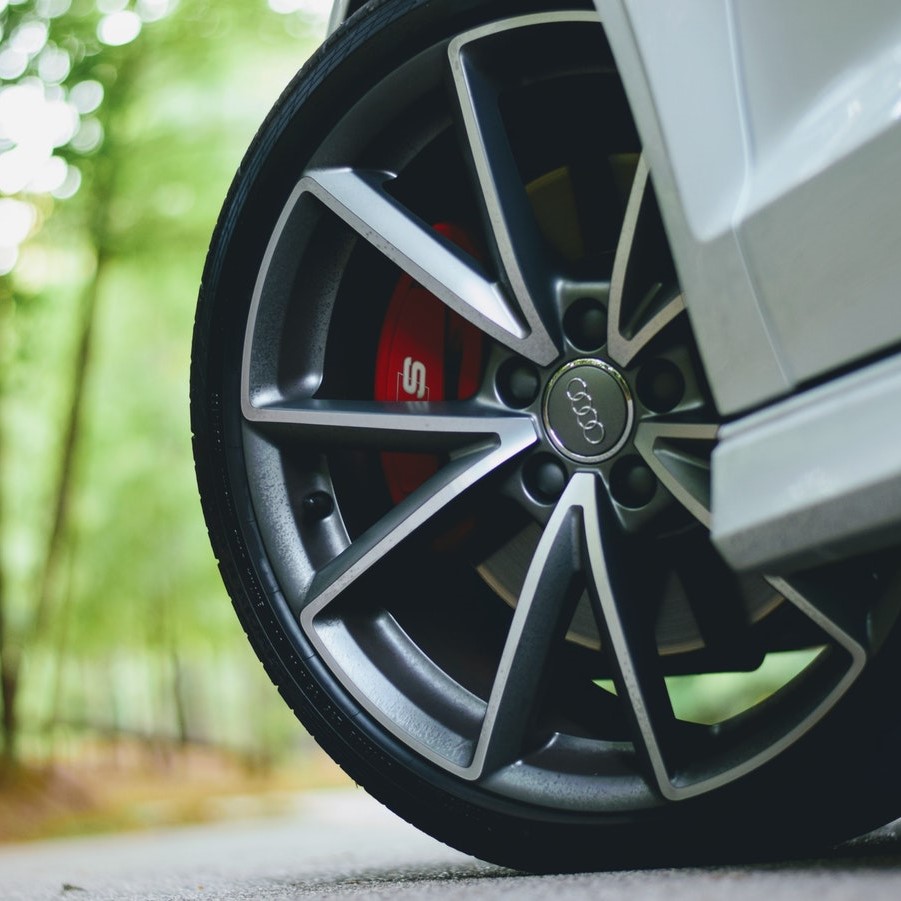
[[766, 574, 869, 662], [297, 408, 537, 620], [579, 472, 679, 799], [468, 477, 586, 778], [670, 530, 763, 670], [607, 156, 685, 367], [660, 571, 870, 798], [298, 168, 533, 353], [244, 396, 534, 454], [633, 421, 718, 527], [448, 17, 577, 366]]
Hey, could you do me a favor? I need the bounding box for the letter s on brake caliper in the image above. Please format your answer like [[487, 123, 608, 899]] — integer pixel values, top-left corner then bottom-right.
[[374, 223, 484, 503]]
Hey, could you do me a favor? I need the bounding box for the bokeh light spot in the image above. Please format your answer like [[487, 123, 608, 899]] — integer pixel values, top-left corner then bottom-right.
[[0, 245, 17, 275], [267, 0, 329, 18], [0, 48, 28, 80], [11, 19, 49, 57], [97, 10, 142, 46], [51, 162, 81, 199], [37, 44, 72, 84], [71, 116, 103, 153], [36, 0, 72, 18], [137, 0, 172, 22], [0, 196, 36, 245], [69, 79, 104, 114]]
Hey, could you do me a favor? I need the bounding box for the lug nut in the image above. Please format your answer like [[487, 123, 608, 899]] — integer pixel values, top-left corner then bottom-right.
[[564, 297, 608, 351], [302, 490, 335, 522], [637, 358, 685, 413], [497, 359, 540, 408], [609, 456, 656, 508]]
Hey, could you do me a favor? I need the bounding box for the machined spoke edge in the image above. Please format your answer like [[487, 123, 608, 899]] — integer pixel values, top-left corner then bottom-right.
[[448, 14, 600, 366], [579, 472, 679, 798], [243, 396, 534, 453], [299, 167, 538, 356], [766, 574, 869, 660], [298, 414, 537, 620], [607, 155, 685, 367], [633, 420, 718, 528], [467, 478, 585, 778]]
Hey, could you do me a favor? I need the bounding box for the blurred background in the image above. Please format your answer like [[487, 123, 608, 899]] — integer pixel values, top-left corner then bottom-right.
[[0, 0, 346, 841]]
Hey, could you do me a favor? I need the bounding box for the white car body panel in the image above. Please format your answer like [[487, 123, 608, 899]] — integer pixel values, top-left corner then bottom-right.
[[712, 353, 901, 571]]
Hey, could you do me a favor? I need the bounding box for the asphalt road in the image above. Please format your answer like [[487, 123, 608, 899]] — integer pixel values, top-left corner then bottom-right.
[[2, 789, 901, 900]]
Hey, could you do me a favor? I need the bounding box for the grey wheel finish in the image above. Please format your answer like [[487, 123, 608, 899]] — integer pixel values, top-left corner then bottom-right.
[[192, 0, 901, 870]]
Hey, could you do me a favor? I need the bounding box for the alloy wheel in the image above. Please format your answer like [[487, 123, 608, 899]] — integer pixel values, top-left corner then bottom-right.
[[193, 2, 901, 866]]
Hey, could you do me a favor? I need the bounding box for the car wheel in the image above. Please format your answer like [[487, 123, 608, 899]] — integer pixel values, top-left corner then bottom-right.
[[191, 0, 901, 871]]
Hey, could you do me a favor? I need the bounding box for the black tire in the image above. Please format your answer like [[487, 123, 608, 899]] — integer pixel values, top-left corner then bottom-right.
[[191, 0, 901, 871]]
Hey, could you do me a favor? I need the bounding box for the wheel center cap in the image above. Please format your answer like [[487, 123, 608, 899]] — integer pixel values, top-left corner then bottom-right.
[[542, 359, 633, 463]]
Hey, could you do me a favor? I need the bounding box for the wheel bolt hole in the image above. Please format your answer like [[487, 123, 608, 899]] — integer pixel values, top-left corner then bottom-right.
[[302, 490, 335, 522], [563, 297, 607, 352], [524, 454, 567, 504], [609, 456, 656, 508], [637, 358, 685, 413], [497, 358, 540, 408]]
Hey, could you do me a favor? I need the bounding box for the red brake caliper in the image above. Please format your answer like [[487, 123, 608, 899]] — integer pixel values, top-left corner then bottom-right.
[[374, 223, 485, 503]]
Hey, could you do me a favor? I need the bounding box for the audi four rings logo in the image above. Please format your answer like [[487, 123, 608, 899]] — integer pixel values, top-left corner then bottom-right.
[[565, 377, 606, 445]]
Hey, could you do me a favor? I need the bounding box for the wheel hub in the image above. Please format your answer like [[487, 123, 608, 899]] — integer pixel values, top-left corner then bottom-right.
[[542, 358, 633, 463]]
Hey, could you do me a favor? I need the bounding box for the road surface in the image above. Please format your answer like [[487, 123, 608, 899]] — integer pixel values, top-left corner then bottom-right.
[[1, 789, 901, 899]]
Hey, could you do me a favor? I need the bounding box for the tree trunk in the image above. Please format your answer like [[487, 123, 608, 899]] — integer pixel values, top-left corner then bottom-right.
[[0, 276, 16, 769], [172, 650, 191, 747], [0, 658, 19, 769], [32, 255, 104, 636]]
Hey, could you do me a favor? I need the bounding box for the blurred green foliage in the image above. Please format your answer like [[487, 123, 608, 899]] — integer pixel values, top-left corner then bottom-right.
[[0, 0, 327, 768]]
